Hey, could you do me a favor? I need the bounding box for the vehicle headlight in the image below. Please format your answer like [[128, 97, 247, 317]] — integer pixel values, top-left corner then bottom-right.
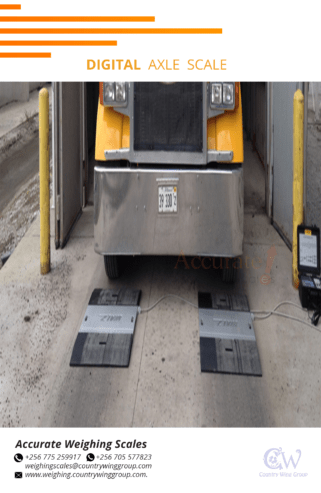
[[115, 82, 126, 102], [101, 82, 128, 107], [210, 82, 235, 110], [223, 83, 234, 106], [104, 83, 115, 102], [211, 83, 222, 105]]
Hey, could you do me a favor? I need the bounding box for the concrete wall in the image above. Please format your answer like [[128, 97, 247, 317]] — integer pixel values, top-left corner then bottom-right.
[[0, 82, 45, 108], [29, 82, 46, 92], [305, 82, 321, 260]]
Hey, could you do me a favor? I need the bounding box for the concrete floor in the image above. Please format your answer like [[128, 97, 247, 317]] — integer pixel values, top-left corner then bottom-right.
[[0, 141, 320, 427]]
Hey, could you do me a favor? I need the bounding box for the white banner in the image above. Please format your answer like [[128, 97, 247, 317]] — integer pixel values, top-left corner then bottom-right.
[[0, 0, 320, 80], [1, 1, 321, 491], [0, 428, 318, 491]]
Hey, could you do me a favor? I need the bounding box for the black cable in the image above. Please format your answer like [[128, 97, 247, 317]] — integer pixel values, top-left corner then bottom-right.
[[311, 307, 321, 326], [309, 301, 321, 326]]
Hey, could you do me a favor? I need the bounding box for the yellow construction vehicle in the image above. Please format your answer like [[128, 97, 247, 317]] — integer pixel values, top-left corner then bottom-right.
[[94, 82, 243, 282]]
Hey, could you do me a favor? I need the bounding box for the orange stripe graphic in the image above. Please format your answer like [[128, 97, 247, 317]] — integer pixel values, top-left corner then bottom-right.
[[0, 4, 21, 8], [0, 28, 222, 34], [0, 52, 51, 57], [0, 16, 155, 21], [0, 40, 117, 46]]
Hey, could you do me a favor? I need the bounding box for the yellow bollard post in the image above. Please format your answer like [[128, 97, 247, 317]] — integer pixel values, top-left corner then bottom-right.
[[292, 89, 304, 289], [39, 87, 50, 275]]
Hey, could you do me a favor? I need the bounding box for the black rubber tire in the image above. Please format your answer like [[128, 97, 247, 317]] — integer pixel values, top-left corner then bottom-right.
[[104, 255, 120, 279], [221, 257, 237, 283]]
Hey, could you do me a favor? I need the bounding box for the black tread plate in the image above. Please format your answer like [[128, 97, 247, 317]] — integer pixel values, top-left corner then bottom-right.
[[70, 333, 133, 367], [70, 288, 140, 368], [198, 292, 250, 312], [199, 292, 262, 377], [200, 337, 262, 376], [89, 287, 141, 306]]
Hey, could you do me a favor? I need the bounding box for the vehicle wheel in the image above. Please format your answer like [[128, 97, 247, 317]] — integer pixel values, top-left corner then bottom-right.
[[221, 257, 237, 283], [104, 255, 120, 279]]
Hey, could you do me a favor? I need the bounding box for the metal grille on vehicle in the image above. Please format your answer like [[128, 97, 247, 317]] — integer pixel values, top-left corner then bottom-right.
[[133, 82, 203, 153]]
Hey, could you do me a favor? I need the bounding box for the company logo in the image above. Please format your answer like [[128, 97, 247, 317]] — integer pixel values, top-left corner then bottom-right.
[[216, 320, 237, 327], [263, 447, 301, 470], [260, 245, 277, 285], [259, 447, 308, 478], [99, 315, 122, 322], [175, 245, 277, 285]]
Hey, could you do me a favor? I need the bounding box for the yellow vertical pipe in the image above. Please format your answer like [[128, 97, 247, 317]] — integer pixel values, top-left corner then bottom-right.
[[39, 87, 50, 275], [292, 89, 304, 289]]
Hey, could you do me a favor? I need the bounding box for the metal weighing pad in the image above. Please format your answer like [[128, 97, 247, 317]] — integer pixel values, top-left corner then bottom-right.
[[70, 288, 141, 367], [198, 292, 262, 376], [79, 305, 139, 335]]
